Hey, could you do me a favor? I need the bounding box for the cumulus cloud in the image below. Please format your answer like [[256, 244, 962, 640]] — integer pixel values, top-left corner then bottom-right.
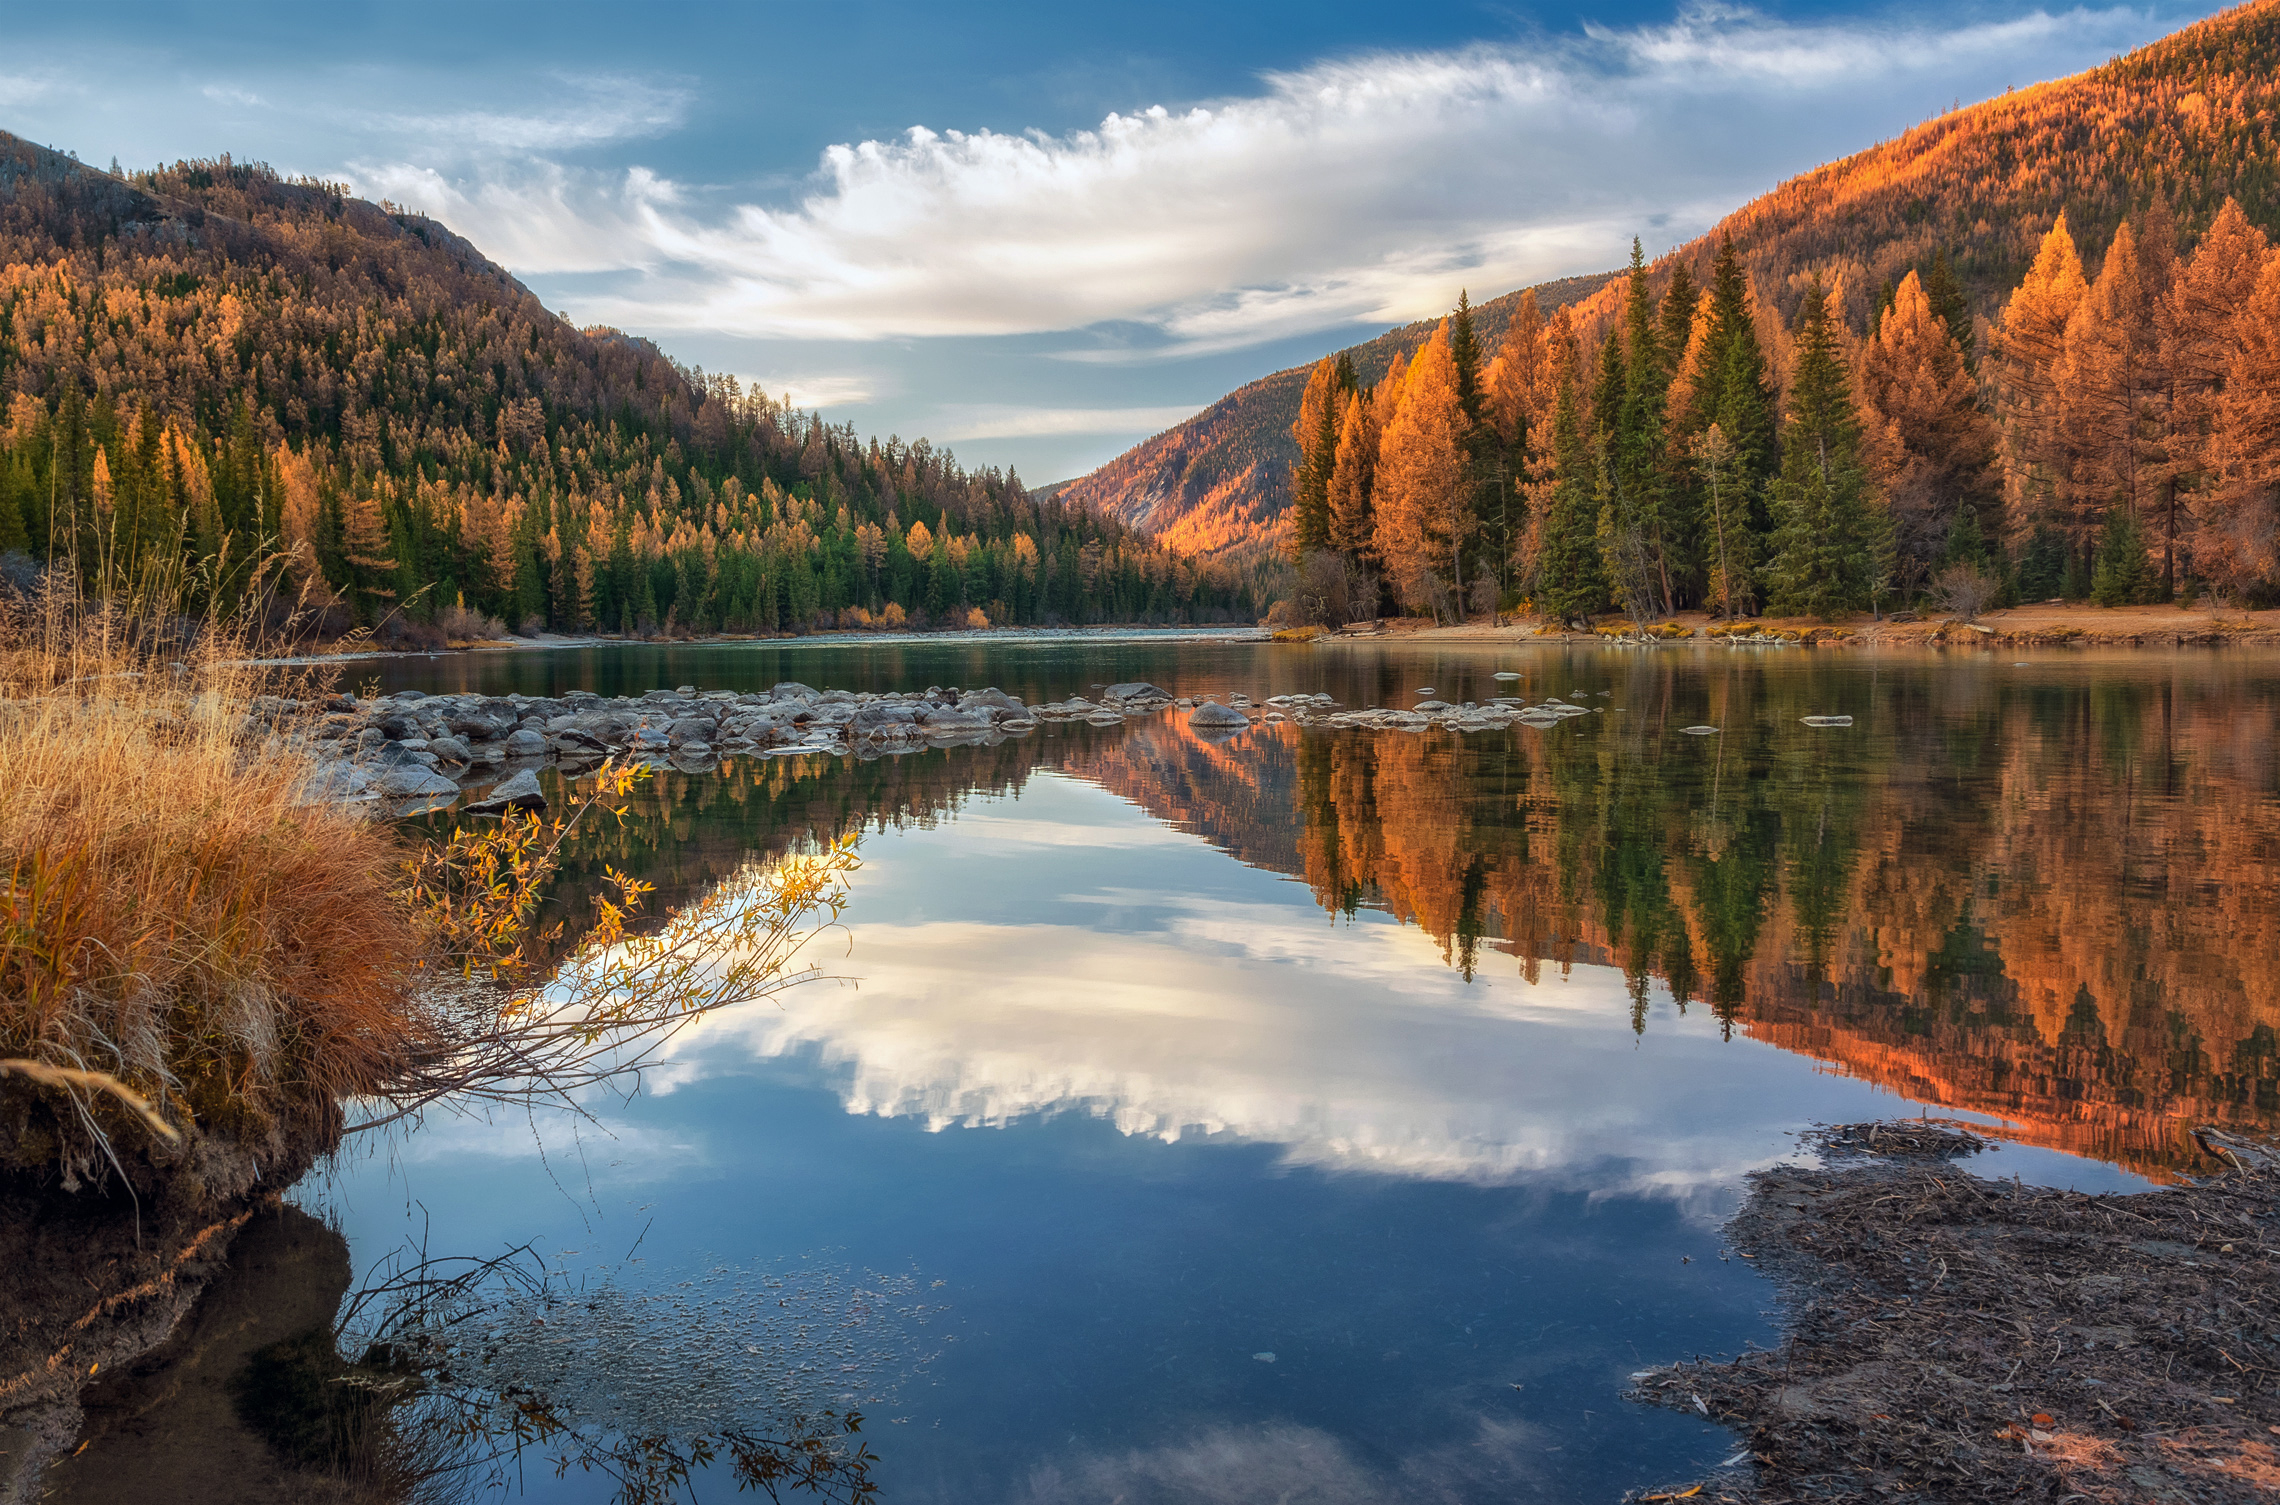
[[348, 4, 2167, 351]]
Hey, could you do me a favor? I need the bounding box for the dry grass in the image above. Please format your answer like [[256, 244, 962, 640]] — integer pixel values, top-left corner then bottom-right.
[[0, 580, 418, 1189]]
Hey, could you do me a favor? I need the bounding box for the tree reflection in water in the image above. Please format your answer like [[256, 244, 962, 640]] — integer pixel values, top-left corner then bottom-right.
[[491, 653, 2280, 1182]]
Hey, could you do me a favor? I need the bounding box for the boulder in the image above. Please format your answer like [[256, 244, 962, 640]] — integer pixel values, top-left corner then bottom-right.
[[666, 716, 715, 746], [1189, 701, 1250, 728], [1102, 682, 1169, 702], [425, 735, 471, 765], [464, 768, 547, 815], [375, 764, 459, 799], [297, 761, 372, 802], [770, 682, 818, 701], [503, 728, 548, 757]]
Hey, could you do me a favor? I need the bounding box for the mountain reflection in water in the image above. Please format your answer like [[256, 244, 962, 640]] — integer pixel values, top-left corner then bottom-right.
[[477, 645, 2280, 1185]]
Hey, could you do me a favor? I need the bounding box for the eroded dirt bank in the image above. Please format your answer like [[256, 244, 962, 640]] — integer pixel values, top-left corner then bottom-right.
[[1630, 1124, 2279, 1504]]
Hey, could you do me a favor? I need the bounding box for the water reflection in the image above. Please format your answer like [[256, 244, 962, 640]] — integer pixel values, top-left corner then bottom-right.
[[504, 648, 2280, 1182], [50, 1203, 913, 1505]]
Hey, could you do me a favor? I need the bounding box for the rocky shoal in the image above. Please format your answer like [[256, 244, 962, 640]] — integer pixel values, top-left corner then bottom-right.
[[283, 679, 1615, 808]]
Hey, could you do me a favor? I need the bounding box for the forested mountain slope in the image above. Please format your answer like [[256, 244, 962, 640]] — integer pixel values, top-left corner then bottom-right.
[[0, 133, 1257, 638], [1058, 0, 2280, 559]]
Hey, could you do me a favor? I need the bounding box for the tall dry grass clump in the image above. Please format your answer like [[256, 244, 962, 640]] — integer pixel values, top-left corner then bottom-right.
[[0, 576, 418, 1190]]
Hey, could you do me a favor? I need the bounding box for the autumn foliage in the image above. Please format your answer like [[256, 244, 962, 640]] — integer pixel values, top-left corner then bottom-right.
[[0, 136, 1255, 639]]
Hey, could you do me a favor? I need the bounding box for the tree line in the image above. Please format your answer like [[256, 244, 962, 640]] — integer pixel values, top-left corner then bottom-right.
[[1283, 198, 2280, 624], [0, 148, 1260, 639]]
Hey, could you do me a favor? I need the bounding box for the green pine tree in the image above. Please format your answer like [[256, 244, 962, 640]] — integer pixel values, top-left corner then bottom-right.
[[2090, 502, 2155, 605], [1536, 373, 1606, 627], [1763, 284, 1883, 620], [1703, 236, 1779, 540], [2015, 523, 2069, 600], [1612, 240, 1679, 614]]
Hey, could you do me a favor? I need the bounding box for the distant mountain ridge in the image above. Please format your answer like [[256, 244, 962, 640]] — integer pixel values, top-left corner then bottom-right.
[[1056, 0, 2280, 559]]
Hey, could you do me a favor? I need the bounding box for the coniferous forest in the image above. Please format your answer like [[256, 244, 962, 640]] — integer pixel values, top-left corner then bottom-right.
[[1282, 199, 2280, 625], [0, 136, 1259, 642]]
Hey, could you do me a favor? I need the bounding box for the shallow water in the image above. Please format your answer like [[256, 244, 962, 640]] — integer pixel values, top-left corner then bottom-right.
[[287, 636, 2278, 1502]]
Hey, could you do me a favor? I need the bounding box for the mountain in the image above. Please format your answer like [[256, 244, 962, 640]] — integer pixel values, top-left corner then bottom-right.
[[0, 134, 1258, 640], [1057, 0, 2280, 559]]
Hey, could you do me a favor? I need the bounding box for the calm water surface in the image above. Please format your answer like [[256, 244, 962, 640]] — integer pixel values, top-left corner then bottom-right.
[[302, 634, 2279, 1503]]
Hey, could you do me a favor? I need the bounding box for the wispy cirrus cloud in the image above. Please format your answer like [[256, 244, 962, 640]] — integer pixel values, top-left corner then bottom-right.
[[928, 404, 1206, 440], [342, 4, 2174, 354]]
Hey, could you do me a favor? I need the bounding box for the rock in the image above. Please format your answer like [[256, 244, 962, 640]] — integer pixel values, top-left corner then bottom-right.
[[503, 728, 548, 757], [666, 716, 715, 746], [375, 764, 460, 799], [1414, 700, 1453, 712], [297, 761, 373, 802], [425, 735, 470, 764], [674, 741, 713, 760], [675, 684, 697, 695], [771, 682, 818, 701], [375, 714, 416, 741], [1682, 725, 1720, 735], [464, 768, 547, 815], [1801, 715, 1855, 727], [1102, 682, 1169, 702], [1189, 701, 1250, 728]]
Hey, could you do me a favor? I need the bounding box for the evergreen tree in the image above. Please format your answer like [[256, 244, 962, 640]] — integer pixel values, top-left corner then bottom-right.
[[1695, 423, 1754, 618], [1699, 235, 1778, 559], [1609, 239, 1680, 613], [2015, 522, 2070, 600], [1537, 370, 1607, 626], [1449, 290, 1484, 426], [1764, 284, 1884, 619], [2090, 501, 2155, 604], [1289, 355, 1351, 558]]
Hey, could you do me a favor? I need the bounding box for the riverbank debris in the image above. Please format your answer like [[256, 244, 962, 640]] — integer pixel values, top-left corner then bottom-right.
[[1630, 1121, 2279, 1503]]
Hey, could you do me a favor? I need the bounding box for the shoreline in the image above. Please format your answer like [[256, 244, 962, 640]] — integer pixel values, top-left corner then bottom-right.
[[256, 622, 1272, 667], [1337, 602, 2280, 651], [264, 604, 2280, 666], [1632, 1122, 2279, 1503]]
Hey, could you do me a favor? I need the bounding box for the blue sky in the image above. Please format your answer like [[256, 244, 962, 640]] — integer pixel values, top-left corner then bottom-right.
[[1, 1, 2220, 481]]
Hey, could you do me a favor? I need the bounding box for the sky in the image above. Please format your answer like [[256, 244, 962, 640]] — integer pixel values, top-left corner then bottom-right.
[[0, 0, 2224, 482]]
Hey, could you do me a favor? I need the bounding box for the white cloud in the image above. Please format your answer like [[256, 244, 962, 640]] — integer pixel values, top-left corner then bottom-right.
[[928, 404, 1207, 440], [348, 4, 2167, 351], [737, 373, 878, 410], [375, 74, 692, 154]]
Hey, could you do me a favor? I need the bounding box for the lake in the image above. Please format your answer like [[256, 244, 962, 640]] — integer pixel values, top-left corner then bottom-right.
[[284, 635, 2280, 1501]]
